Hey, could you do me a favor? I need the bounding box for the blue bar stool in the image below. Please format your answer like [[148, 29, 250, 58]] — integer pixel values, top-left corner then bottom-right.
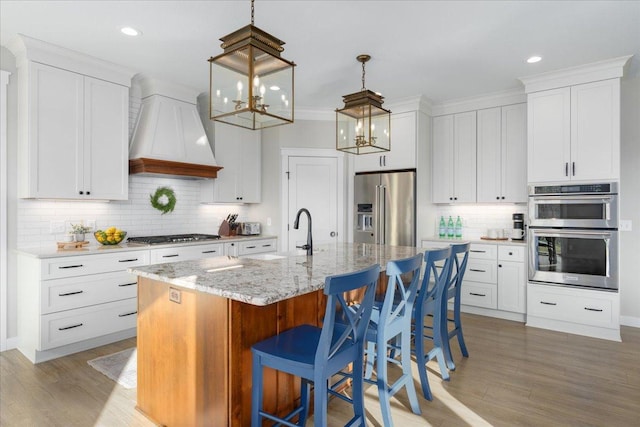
[[441, 242, 471, 370], [413, 246, 453, 400], [251, 264, 380, 427]]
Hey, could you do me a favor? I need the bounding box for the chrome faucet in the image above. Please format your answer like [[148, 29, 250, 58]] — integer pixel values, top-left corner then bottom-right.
[[293, 208, 313, 256]]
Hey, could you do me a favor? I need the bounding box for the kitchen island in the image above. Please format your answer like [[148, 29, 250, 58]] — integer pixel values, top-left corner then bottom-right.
[[128, 243, 423, 427]]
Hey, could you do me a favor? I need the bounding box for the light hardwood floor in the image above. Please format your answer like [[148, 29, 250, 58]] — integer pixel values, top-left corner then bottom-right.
[[2, 314, 639, 426]]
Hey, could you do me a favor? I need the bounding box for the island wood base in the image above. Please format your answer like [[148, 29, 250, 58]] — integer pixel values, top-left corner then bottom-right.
[[136, 277, 324, 426]]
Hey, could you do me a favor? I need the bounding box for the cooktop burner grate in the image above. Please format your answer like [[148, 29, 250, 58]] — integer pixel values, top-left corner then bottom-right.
[[127, 234, 221, 245]]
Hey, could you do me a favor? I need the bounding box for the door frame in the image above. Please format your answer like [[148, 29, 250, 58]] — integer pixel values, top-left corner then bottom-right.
[[280, 148, 346, 251], [1, 71, 10, 351]]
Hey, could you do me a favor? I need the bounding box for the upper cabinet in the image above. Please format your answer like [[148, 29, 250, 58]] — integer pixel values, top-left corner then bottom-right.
[[477, 104, 527, 203], [201, 123, 261, 203], [11, 35, 132, 200], [432, 111, 477, 203], [353, 111, 417, 172], [521, 56, 630, 184]]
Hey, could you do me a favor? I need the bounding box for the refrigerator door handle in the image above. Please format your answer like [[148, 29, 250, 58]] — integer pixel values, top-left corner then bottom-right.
[[379, 185, 386, 245], [374, 185, 380, 244]]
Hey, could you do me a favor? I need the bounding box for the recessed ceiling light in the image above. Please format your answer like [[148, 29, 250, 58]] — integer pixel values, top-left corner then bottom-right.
[[527, 55, 542, 64], [121, 27, 141, 37]]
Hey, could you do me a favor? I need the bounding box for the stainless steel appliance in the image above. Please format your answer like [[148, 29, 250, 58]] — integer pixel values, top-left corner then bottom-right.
[[354, 170, 415, 246], [528, 182, 618, 291], [529, 182, 618, 229], [238, 222, 261, 235], [127, 234, 220, 244], [512, 213, 525, 241]]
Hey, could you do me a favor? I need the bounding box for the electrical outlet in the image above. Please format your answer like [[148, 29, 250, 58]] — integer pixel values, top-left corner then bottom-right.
[[86, 219, 96, 230], [267, 217, 272, 227], [619, 220, 632, 231], [50, 220, 65, 234]]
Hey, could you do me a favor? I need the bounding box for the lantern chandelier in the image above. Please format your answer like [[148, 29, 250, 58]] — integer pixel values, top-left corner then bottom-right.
[[208, 0, 296, 130], [336, 54, 391, 154]]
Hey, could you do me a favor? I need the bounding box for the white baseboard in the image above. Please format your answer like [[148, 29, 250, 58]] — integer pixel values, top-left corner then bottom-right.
[[0, 336, 19, 352], [620, 315, 640, 328]]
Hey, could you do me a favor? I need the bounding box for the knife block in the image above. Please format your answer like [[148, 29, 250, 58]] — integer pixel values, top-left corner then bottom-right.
[[218, 220, 237, 237]]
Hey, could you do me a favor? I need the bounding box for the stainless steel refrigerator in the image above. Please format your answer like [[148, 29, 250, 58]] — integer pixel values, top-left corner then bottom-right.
[[354, 170, 416, 246]]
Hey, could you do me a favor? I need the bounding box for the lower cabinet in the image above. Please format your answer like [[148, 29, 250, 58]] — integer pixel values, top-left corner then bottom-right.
[[150, 243, 224, 264], [17, 250, 150, 363], [527, 283, 620, 341]]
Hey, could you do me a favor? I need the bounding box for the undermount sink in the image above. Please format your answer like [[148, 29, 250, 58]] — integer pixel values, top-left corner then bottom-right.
[[244, 253, 287, 261]]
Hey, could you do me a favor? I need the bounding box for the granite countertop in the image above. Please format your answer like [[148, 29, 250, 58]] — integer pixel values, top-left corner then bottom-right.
[[15, 235, 277, 259], [128, 243, 423, 306], [421, 236, 527, 246]]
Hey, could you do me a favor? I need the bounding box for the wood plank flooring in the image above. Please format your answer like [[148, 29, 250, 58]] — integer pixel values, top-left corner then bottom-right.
[[1, 314, 639, 426]]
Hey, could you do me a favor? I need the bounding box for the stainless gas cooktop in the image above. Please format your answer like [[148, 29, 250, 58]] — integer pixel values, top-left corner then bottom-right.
[[126, 234, 220, 245]]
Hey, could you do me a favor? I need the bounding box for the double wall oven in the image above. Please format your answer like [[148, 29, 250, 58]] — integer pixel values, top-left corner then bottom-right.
[[528, 182, 618, 291]]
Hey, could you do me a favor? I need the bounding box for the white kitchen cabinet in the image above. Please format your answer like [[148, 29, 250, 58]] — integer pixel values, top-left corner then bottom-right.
[[201, 123, 261, 203], [432, 111, 476, 203], [353, 112, 416, 172], [462, 243, 498, 309], [477, 104, 527, 203], [527, 79, 620, 183], [497, 245, 526, 313], [17, 250, 149, 363], [527, 282, 620, 341], [149, 243, 223, 264], [20, 62, 128, 200]]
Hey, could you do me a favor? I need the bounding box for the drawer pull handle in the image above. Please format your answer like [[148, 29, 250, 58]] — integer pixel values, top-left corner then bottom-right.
[[469, 292, 486, 297], [470, 250, 486, 253], [469, 269, 486, 273], [118, 282, 137, 287], [59, 264, 83, 269], [246, 245, 257, 249], [58, 290, 83, 297], [162, 254, 179, 258], [540, 301, 557, 306], [59, 323, 83, 331], [118, 258, 139, 263], [201, 250, 218, 254], [584, 307, 603, 312], [262, 244, 272, 247], [118, 311, 138, 317]]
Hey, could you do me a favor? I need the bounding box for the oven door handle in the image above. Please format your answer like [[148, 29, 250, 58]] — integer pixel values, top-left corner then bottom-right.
[[530, 195, 614, 205], [530, 229, 613, 240]]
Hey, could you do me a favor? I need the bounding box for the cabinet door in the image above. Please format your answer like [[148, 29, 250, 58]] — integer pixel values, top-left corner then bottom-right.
[[571, 79, 620, 181], [453, 111, 477, 202], [527, 87, 571, 183], [84, 77, 129, 200], [212, 123, 240, 202], [497, 260, 525, 313], [476, 107, 502, 202], [432, 115, 454, 203], [354, 111, 416, 172], [501, 103, 527, 202], [238, 130, 261, 203], [27, 62, 83, 199]]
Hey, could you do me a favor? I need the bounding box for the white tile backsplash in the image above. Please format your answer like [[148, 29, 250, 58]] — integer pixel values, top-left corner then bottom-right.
[[433, 204, 528, 239], [17, 175, 249, 248]]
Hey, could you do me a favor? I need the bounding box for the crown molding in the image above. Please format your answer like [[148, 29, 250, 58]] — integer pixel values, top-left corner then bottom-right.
[[431, 88, 526, 116], [519, 55, 633, 93], [7, 34, 134, 87]]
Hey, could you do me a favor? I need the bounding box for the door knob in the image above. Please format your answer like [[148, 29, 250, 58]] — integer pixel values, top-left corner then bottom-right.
[[330, 231, 337, 237]]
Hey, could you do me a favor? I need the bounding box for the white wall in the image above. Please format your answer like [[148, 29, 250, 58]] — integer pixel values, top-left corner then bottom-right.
[[619, 74, 640, 326]]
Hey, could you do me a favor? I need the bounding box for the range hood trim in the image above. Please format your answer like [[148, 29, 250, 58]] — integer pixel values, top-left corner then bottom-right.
[[129, 158, 223, 179]]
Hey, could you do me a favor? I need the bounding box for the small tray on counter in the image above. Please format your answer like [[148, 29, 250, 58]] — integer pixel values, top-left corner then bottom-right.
[[480, 236, 509, 241], [56, 240, 90, 250]]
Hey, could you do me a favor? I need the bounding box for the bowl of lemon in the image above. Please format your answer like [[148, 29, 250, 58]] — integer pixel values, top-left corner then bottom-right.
[[94, 227, 127, 245]]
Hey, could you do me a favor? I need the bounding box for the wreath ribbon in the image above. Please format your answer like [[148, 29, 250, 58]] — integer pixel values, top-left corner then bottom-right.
[[150, 186, 176, 214]]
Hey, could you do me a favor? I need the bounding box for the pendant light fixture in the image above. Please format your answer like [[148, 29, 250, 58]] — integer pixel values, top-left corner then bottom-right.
[[208, 0, 295, 130], [336, 54, 391, 154]]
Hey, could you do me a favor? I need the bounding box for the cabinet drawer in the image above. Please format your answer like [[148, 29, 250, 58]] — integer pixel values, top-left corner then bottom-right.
[[40, 298, 137, 350], [469, 244, 497, 260], [42, 250, 149, 279], [239, 239, 277, 255], [465, 259, 497, 283], [42, 271, 138, 314], [527, 284, 618, 328], [498, 245, 525, 262], [461, 282, 497, 309], [150, 244, 223, 264]]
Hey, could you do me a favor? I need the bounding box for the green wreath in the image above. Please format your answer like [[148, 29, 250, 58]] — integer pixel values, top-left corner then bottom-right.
[[150, 186, 176, 214]]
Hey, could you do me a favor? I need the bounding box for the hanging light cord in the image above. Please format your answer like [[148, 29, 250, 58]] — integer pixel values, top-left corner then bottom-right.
[[251, 0, 255, 25]]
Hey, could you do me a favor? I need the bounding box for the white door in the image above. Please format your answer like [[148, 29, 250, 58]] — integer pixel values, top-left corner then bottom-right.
[[285, 154, 342, 252]]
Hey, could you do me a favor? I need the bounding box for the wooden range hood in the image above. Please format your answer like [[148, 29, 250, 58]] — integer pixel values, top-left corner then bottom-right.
[[129, 75, 222, 180]]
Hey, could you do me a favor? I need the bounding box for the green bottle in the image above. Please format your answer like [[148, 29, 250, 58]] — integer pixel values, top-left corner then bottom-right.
[[447, 216, 454, 238], [455, 216, 463, 238], [438, 216, 446, 238]]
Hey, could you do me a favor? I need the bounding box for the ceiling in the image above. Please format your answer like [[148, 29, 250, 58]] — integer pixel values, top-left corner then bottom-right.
[[1, 1, 639, 111]]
